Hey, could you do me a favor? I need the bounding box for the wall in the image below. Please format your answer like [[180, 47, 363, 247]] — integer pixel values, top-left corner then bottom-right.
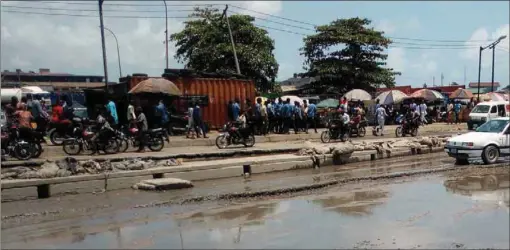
[[125, 75, 255, 129]]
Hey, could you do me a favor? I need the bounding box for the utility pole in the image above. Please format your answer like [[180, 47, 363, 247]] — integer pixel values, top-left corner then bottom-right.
[[463, 66, 466, 85], [163, 0, 169, 69], [98, 0, 108, 91], [222, 5, 241, 75], [432, 76, 435, 87], [491, 44, 496, 92], [477, 35, 507, 99], [477, 46, 482, 101], [441, 73, 444, 86]]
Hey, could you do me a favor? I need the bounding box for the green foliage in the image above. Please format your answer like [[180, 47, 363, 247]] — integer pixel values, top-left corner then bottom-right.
[[300, 17, 400, 94], [170, 8, 279, 92]]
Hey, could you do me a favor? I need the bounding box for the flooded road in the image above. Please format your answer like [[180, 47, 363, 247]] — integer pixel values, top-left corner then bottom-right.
[[2, 165, 509, 249]]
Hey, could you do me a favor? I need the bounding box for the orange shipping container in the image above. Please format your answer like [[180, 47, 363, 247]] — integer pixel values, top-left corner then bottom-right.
[[123, 74, 255, 130]]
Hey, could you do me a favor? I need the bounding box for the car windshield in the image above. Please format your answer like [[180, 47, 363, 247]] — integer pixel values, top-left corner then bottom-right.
[[476, 120, 509, 133], [471, 105, 490, 113]]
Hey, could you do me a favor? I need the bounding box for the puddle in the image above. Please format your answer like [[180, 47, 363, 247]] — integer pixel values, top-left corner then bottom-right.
[[2, 171, 509, 249]]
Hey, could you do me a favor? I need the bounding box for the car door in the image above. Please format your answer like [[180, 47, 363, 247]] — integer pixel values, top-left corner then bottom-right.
[[501, 124, 510, 156], [489, 105, 498, 120], [497, 105, 506, 117]]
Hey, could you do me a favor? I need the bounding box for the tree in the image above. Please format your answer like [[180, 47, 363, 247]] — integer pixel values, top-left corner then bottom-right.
[[170, 8, 279, 92], [300, 18, 400, 94]]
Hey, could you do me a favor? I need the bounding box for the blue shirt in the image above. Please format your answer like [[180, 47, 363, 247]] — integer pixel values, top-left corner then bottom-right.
[[454, 103, 461, 112], [232, 103, 240, 120], [274, 103, 282, 116], [307, 103, 316, 117], [156, 103, 168, 123], [254, 103, 261, 118], [107, 101, 118, 125]]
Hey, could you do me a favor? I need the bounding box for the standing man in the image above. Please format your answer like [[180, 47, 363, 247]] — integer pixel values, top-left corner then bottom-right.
[[261, 100, 268, 135], [106, 98, 118, 128], [193, 103, 208, 138], [127, 99, 136, 127], [275, 98, 283, 133], [447, 100, 454, 124], [306, 100, 317, 133], [376, 104, 389, 136], [135, 107, 148, 152], [254, 98, 263, 135], [454, 100, 462, 124], [156, 100, 170, 142], [419, 100, 428, 125], [232, 98, 241, 121]]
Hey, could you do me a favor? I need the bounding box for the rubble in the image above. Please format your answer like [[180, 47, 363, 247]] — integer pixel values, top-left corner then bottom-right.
[[132, 178, 193, 191], [1, 157, 182, 180]]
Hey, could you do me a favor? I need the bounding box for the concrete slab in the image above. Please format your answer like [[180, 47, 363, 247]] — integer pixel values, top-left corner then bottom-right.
[[134, 178, 193, 190]]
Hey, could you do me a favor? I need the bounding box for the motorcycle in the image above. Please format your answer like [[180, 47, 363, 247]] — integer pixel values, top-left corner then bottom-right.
[[121, 127, 166, 152], [62, 125, 119, 155], [349, 119, 367, 138], [216, 122, 255, 149], [321, 119, 350, 143], [48, 117, 84, 145], [395, 114, 419, 137], [1, 125, 39, 160], [167, 114, 189, 136]]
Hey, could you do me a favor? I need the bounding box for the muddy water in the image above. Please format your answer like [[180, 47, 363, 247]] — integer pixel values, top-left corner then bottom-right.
[[2, 169, 509, 249]]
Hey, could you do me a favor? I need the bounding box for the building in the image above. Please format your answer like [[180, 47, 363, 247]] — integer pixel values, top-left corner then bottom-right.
[[279, 74, 317, 95], [1, 68, 105, 91]]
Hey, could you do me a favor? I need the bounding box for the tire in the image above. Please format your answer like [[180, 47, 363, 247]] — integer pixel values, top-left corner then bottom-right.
[[243, 135, 255, 147], [358, 127, 366, 137], [340, 130, 350, 142], [411, 127, 418, 137], [83, 140, 96, 155], [31, 142, 43, 158], [216, 134, 229, 149], [482, 145, 499, 165], [104, 139, 120, 154], [148, 136, 164, 152], [118, 138, 129, 153], [455, 158, 469, 165], [395, 126, 403, 138], [49, 130, 66, 145], [321, 131, 331, 143], [14, 142, 33, 160], [63, 139, 82, 155]]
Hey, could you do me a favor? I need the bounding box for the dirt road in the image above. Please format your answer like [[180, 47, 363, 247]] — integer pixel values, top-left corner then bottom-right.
[[2, 153, 508, 249]]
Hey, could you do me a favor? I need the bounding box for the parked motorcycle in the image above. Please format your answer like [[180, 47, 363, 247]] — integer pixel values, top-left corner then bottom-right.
[[349, 119, 367, 138], [395, 114, 419, 137], [120, 127, 166, 152], [321, 119, 349, 143], [1, 125, 39, 160], [167, 114, 189, 136], [216, 122, 255, 149]]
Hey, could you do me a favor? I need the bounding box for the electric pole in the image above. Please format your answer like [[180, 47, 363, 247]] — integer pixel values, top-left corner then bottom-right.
[[163, 0, 169, 69], [99, 0, 108, 90], [432, 76, 435, 87], [477, 35, 507, 98], [222, 5, 241, 75], [441, 73, 444, 86], [463, 66, 466, 85]]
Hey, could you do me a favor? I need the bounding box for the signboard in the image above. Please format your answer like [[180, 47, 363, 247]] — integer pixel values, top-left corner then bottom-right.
[[180, 95, 209, 106]]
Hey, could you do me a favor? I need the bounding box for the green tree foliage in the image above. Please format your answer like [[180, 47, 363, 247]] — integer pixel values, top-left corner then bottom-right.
[[170, 8, 279, 92], [300, 18, 400, 94]]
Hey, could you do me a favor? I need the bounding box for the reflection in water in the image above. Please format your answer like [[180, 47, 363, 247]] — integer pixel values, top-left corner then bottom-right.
[[178, 202, 278, 225], [311, 189, 389, 216], [444, 173, 510, 207]]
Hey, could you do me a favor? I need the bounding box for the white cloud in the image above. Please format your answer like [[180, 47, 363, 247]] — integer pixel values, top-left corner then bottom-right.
[[0, 1, 283, 81], [375, 19, 396, 34], [460, 24, 510, 70], [386, 47, 406, 72]]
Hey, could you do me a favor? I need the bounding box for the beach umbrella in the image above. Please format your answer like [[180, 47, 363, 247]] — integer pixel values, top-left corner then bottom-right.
[[410, 89, 444, 101], [343, 89, 372, 101], [275, 95, 304, 105], [128, 78, 182, 96], [316, 98, 340, 109], [449, 88, 473, 99], [375, 90, 408, 105], [487, 92, 507, 101]]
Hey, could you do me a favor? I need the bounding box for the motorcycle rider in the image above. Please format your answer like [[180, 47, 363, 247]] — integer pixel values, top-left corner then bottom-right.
[[338, 109, 350, 136]]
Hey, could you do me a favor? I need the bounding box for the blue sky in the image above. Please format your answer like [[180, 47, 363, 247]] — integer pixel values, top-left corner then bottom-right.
[[1, 1, 509, 88], [268, 1, 510, 87]]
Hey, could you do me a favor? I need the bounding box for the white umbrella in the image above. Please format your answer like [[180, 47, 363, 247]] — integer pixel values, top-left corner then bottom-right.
[[343, 89, 372, 101], [275, 95, 304, 105], [375, 90, 408, 105], [487, 92, 507, 101]]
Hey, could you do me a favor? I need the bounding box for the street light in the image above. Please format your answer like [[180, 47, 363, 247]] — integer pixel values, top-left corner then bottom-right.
[[100, 26, 123, 78], [476, 35, 507, 100]]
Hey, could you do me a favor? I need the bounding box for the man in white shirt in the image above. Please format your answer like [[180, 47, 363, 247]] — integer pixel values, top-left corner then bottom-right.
[[419, 101, 427, 125]]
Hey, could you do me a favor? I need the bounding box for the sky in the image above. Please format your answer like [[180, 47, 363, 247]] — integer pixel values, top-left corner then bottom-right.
[[1, 1, 509, 88]]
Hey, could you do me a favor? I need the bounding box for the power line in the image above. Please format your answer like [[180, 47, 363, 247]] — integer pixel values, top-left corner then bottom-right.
[[1, 5, 195, 13], [392, 41, 480, 47], [228, 9, 314, 32], [28, 1, 222, 7], [229, 4, 317, 27], [1, 10, 191, 19]]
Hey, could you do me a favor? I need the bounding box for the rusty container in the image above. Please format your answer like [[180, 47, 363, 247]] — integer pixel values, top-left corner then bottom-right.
[[123, 74, 255, 129]]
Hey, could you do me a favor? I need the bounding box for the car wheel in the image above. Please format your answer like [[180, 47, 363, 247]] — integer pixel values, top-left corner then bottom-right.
[[482, 145, 499, 165], [455, 158, 469, 165]]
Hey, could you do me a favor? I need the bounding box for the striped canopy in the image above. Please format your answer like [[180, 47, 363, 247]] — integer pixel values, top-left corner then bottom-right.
[[487, 92, 509, 101], [410, 89, 444, 101], [375, 90, 408, 105], [449, 88, 473, 99]]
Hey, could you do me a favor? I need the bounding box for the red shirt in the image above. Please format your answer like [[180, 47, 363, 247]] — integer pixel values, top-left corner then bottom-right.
[[52, 105, 64, 123]]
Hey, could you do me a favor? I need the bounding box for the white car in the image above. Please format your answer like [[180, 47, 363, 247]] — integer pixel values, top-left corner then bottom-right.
[[445, 117, 510, 165]]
